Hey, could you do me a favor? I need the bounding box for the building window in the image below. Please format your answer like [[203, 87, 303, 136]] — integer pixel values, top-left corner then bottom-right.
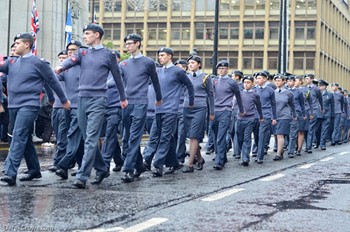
[[104, 23, 121, 41], [295, 21, 316, 40], [268, 52, 279, 70], [171, 23, 190, 40], [269, 22, 279, 39], [245, 0, 266, 14], [269, 0, 280, 10], [172, 0, 191, 11], [294, 52, 315, 70], [148, 23, 167, 41], [243, 51, 263, 70], [125, 23, 144, 38], [244, 22, 264, 40], [196, 0, 215, 11], [195, 23, 214, 40], [104, 0, 122, 12]]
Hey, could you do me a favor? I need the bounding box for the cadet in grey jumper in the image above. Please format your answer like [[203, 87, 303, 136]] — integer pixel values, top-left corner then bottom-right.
[[56, 24, 126, 188], [120, 33, 162, 183], [211, 60, 244, 169], [273, 75, 296, 161], [182, 55, 214, 173], [236, 76, 263, 166], [147, 47, 194, 177], [304, 74, 323, 153], [255, 72, 277, 163], [0, 33, 69, 186]]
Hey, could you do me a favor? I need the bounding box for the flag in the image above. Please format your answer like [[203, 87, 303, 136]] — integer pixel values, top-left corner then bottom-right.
[[93, 11, 97, 24], [31, 0, 40, 55], [65, 2, 72, 47]]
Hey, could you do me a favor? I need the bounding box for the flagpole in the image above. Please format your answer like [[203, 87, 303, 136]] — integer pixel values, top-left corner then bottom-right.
[[6, 0, 12, 56]]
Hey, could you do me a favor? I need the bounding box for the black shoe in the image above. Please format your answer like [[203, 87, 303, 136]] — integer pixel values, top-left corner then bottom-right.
[[164, 164, 183, 174], [112, 165, 122, 172], [331, 143, 336, 146], [273, 148, 278, 152], [143, 160, 151, 171], [134, 165, 147, 178], [234, 155, 241, 160], [152, 168, 163, 177], [205, 149, 214, 154], [338, 142, 343, 145], [213, 164, 223, 170], [48, 166, 58, 172], [55, 169, 68, 180], [296, 151, 301, 156], [273, 155, 283, 161], [196, 158, 205, 170], [91, 171, 109, 185], [73, 179, 86, 189], [121, 172, 134, 182], [252, 154, 257, 157], [321, 147, 326, 150], [241, 161, 249, 166], [19, 173, 42, 181], [71, 171, 78, 176], [255, 159, 263, 164], [182, 165, 194, 173], [313, 145, 319, 149], [306, 150, 312, 154], [0, 175, 16, 186], [288, 153, 294, 158]]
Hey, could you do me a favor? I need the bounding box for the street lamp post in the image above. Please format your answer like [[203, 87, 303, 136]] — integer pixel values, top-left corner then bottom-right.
[[278, 0, 289, 74], [212, 0, 219, 75]]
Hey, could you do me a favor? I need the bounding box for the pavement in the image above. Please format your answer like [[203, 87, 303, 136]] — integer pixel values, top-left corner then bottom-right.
[[0, 138, 350, 232]]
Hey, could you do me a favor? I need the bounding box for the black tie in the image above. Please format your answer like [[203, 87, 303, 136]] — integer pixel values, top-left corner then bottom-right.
[[193, 72, 197, 77], [279, 89, 281, 93]]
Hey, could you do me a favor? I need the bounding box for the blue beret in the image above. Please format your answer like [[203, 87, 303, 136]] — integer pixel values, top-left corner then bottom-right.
[[14, 32, 34, 42], [174, 59, 187, 65], [187, 55, 202, 63], [58, 50, 68, 56], [158, 47, 174, 56], [66, 40, 82, 50], [124, 33, 142, 42], [83, 24, 104, 37], [216, 60, 229, 69], [318, 80, 329, 86], [242, 76, 255, 83], [232, 70, 244, 78]]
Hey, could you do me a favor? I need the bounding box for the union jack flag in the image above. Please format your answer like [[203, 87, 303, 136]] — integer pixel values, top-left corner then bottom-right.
[[31, 0, 40, 55]]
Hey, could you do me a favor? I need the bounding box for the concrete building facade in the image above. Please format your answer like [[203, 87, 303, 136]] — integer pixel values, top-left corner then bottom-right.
[[0, 0, 89, 66], [95, 0, 350, 87]]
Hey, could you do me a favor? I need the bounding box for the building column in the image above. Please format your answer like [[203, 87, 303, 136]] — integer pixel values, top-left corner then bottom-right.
[[189, 0, 196, 51]]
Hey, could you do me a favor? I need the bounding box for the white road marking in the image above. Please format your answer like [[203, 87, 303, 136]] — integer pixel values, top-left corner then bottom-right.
[[320, 157, 334, 162], [299, 163, 316, 169], [202, 188, 244, 201], [260, 173, 285, 182], [120, 218, 168, 232], [74, 227, 124, 232], [339, 152, 348, 156]]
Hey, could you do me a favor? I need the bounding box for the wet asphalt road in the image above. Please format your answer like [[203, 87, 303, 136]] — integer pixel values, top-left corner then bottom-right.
[[0, 140, 350, 232]]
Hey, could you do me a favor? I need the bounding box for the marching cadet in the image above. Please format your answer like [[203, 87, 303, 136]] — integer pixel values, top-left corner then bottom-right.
[[101, 51, 125, 173], [255, 72, 277, 163], [273, 74, 296, 161], [294, 75, 313, 155], [331, 83, 344, 145], [55, 40, 85, 180], [229, 70, 244, 157], [182, 55, 214, 173], [211, 61, 244, 170], [314, 80, 334, 150], [144, 48, 194, 177], [235, 76, 263, 166], [55, 24, 127, 188], [0, 33, 70, 186], [120, 34, 162, 182], [342, 90, 350, 143], [304, 74, 323, 153], [286, 76, 306, 158], [48, 50, 69, 172]]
